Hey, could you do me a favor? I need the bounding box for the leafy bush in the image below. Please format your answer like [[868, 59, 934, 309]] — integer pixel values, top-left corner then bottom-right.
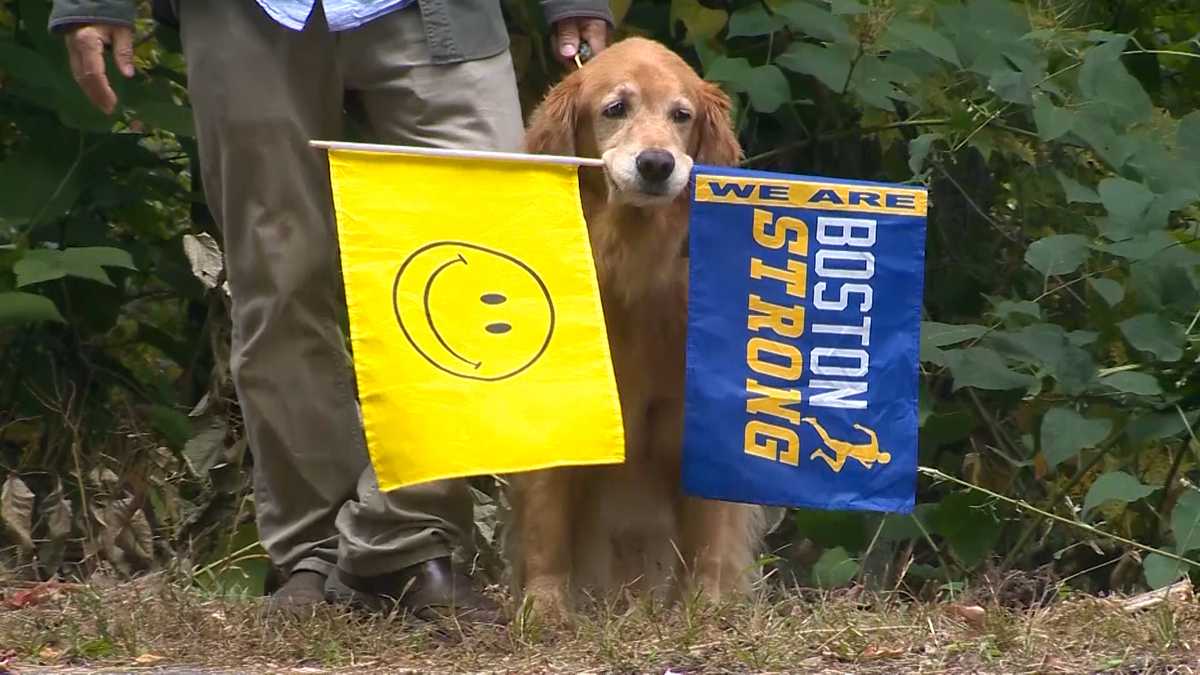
[[2, 0, 1198, 597]]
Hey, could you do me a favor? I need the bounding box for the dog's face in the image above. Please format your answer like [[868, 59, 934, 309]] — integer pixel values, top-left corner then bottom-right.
[[589, 66, 701, 205], [525, 38, 742, 206]]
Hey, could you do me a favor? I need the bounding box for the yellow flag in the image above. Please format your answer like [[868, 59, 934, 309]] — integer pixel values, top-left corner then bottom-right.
[[327, 149, 625, 490]]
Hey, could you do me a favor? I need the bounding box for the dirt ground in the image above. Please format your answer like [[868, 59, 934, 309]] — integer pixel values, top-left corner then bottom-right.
[[2, 575, 1200, 674]]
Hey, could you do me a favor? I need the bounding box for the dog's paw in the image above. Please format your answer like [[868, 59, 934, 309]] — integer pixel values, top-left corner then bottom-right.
[[519, 581, 573, 627], [686, 569, 751, 607]]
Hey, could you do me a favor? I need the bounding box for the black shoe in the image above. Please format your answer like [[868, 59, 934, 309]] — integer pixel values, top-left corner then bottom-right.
[[328, 557, 506, 626], [261, 570, 327, 618]]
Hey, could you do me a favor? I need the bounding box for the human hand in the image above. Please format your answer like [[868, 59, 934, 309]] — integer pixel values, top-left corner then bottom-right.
[[551, 17, 608, 68], [64, 24, 136, 115]]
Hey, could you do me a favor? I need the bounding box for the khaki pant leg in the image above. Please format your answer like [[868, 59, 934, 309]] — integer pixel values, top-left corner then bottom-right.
[[331, 6, 526, 577], [179, 1, 362, 577]]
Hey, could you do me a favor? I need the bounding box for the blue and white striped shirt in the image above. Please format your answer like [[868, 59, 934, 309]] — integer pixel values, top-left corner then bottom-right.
[[255, 0, 415, 31]]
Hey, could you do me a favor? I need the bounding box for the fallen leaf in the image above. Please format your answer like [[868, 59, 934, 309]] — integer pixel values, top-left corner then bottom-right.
[[946, 604, 986, 628], [134, 654, 167, 665], [4, 581, 65, 609], [1, 474, 35, 552], [860, 644, 907, 659], [39, 480, 74, 575], [182, 233, 224, 290], [37, 645, 64, 662]]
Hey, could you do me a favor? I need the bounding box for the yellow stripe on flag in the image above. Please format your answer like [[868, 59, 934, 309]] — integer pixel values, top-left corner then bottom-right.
[[328, 149, 625, 490]]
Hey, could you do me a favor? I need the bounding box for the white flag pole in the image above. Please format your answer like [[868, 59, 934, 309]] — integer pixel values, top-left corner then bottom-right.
[[308, 139, 606, 168]]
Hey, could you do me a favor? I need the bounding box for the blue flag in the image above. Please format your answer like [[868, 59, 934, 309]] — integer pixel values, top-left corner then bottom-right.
[[682, 165, 928, 514]]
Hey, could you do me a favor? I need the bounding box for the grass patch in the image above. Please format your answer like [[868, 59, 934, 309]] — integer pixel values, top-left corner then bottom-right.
[[2, 575, 1199, 673]]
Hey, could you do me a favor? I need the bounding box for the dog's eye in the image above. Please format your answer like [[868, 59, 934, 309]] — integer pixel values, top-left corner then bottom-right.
[[671, 109, 693, 123], [602, 101, 627, 119]]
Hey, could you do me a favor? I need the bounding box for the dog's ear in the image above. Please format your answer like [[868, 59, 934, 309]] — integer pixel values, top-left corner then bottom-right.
[[525, 74, 582, 156], [695, 81, 743, 166]]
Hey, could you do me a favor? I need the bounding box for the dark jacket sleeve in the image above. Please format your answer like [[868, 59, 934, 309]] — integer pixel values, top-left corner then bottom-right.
[[540, 0, 614, 27], [48, 0, 137, 32]]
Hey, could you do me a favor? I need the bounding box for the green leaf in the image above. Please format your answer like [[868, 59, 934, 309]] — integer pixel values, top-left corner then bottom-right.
[[705, 56, 755, 91], [989, 323, 1096, 394], [1055, 172, 1101, 204], [1143, 553, 1185, 590], [830, 0, 867, 14], [727, 4, 784, 37], [13, 251, 68, 286], [1152, 487, 1200, 583], [775, 0, 854, 44], [746, 65, 791, 113], [921, 321, 987, 347], [988, 297, 1041, 321], [943, 347, 1035, 391], [130, 100, 195, 137], [1088, 278, 1124, 306], [1179, 111, 1200, 158], [928, 491, 1000, 568], [0, 147, 85, 223], [1024, 234, 1089, 277], [921, 409, 977, 451], [791, 509, 868, 550], [1099, 178, 1154, 232], [848, 55, 914, 112], [1095, 232, 1176, 261], [1040, 407, 1112, 470], [1078, 40, 1153, 126], [876, 505, 938, 543], [0, 291, 66, 326], [811, 546, 860, 588], [776, 42, 854, 93], [1126, 410, 1200, 445], [1068, 330, 1099, 346], [884, 18, 960, 66], [65, 246, 136, 271], [1082, 471, 1157, 518], [908, 133, 942, 174], [148, 405, 192, 451], [1099, 371, 1163, 396], [671, 0, 729, 44], [1072, 114, 1137, 169], [1033, 95, 1073, 141], [1171, 491, 1200, 555], [1119, 313, 1185, 362], [13, 247, 137, 288]]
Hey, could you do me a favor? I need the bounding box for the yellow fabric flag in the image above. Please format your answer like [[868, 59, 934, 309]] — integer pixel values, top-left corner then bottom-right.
[[327, 149, 625, 490]]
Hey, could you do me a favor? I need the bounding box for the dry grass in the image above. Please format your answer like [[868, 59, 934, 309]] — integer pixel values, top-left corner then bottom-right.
[[2, 575, 1200, 674]]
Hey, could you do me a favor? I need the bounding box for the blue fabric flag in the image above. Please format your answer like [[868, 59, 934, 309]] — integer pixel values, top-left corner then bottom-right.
[[682, 165, 928, 514]]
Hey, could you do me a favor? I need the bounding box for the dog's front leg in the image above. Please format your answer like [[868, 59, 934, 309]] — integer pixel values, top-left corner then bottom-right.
[[676, 497, 759, 603], [514, 468, 574, 622]]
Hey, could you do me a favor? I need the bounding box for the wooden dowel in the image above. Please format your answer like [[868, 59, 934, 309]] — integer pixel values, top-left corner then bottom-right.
[[308, 139, 606, 168]]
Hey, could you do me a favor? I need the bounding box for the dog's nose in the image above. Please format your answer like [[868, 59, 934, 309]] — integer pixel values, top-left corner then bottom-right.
[[636, 149, 676, 183]]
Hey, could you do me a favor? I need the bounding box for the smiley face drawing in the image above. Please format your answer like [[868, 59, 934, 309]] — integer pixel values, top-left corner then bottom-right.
[[392, 241, 555, 381]]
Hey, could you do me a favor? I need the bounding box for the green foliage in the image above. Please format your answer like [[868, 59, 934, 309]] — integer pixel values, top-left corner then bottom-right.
[[1, 0, 1198, 600], [0, 0, 237, 583], [660, 0, 1200, 594], [811, 546, 860, 588], [1040, 407, 1112, 470], [1082, 471, 1157, 519]]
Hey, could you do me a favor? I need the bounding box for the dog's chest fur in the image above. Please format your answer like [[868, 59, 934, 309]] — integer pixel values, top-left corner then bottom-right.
[[560, 199, 694, 595]]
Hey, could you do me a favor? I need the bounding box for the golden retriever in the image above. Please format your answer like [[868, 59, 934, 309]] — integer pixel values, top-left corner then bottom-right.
[[505, 37, 768, 620]]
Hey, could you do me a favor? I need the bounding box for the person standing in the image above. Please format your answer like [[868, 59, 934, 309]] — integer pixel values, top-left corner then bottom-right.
[[49, 0, 610, 623]]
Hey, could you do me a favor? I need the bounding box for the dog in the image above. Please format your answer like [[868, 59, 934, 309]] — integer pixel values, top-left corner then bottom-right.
[[505, 37, 769, 620]]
